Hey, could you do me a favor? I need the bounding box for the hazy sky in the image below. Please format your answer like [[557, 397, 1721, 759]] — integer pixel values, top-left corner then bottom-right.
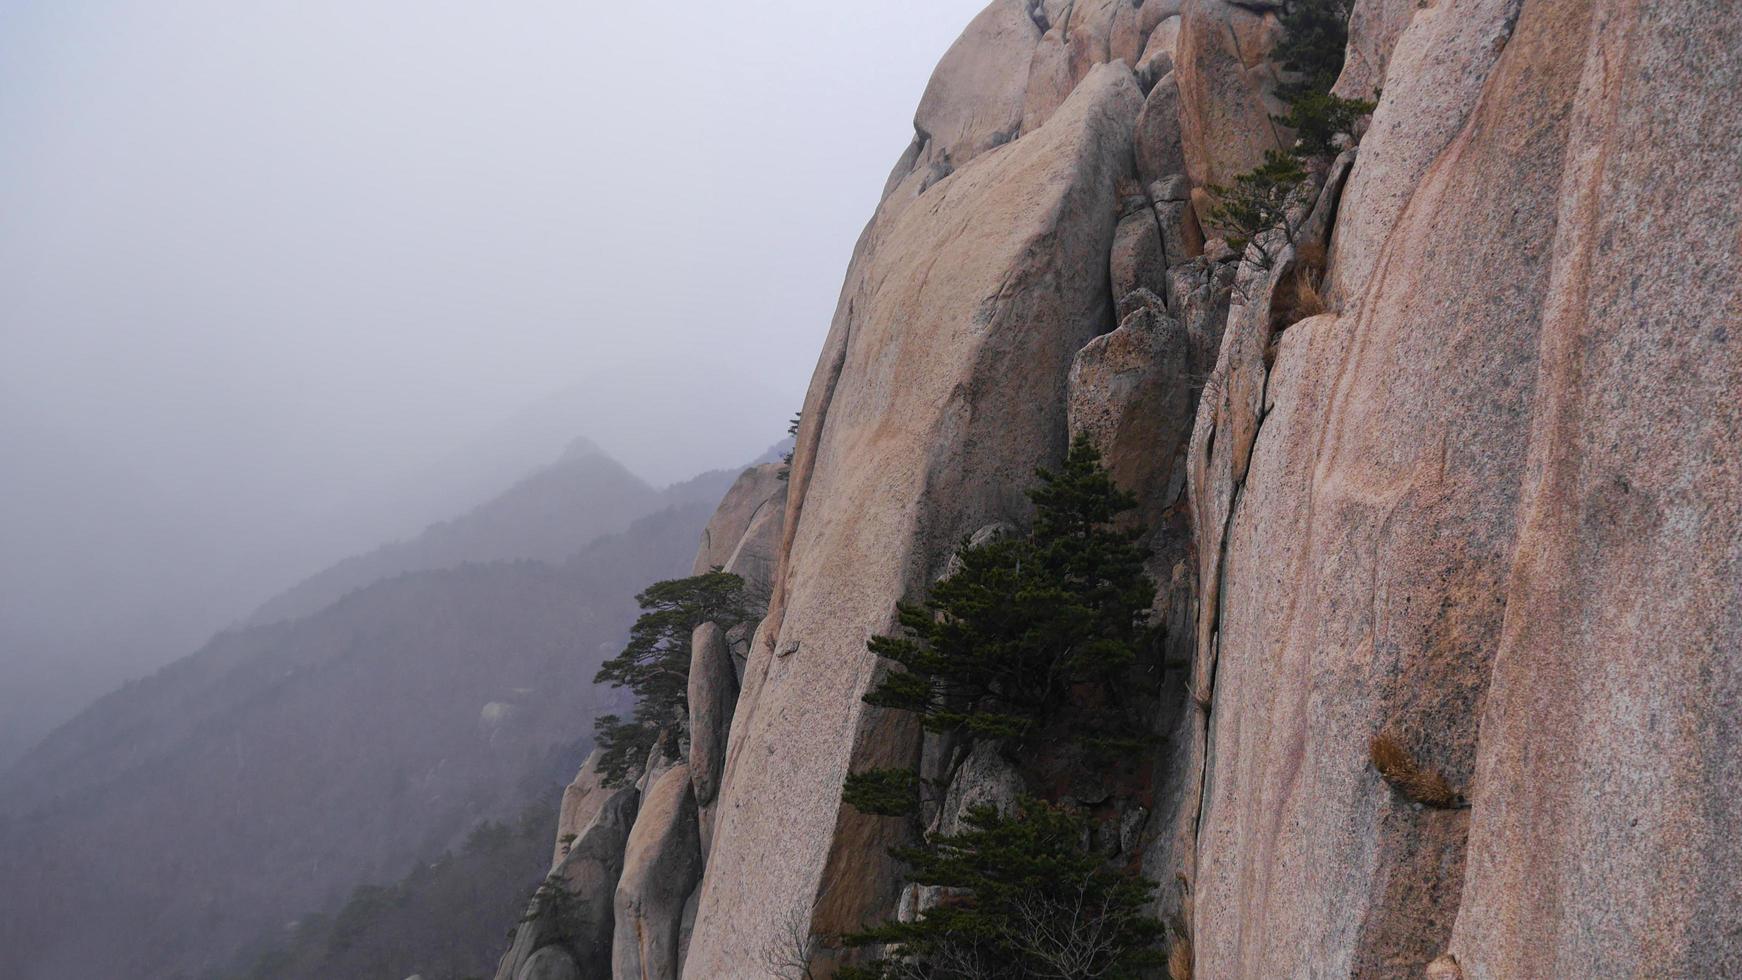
[[0, 0, 990, 757]]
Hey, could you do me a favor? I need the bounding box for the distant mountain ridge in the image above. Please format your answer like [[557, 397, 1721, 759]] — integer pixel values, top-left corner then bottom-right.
[[0, 431, 751, 980], [0, 498, 725, 980], [245, 442, 732, 627]]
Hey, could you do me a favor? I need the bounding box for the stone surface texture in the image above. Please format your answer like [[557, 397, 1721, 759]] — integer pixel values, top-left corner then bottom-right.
[[612, 765, 701, 980], [685, 622, 736, 856], [496, 786, 638, 980], [1188, 0, 1742, 976], [689, 463, 785, 580], [685, 60, 1147, 978]]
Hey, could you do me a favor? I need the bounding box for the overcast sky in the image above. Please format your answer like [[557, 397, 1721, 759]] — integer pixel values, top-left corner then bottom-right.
[[0, 0, 990, 757]]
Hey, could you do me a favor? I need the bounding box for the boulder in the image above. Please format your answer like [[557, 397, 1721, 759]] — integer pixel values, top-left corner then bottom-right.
[[1136, 15, 1182, 90], [1166, 254, 1236, 376], [1173, 0, 1287, 200], [913, 0, 1042, 171], [496, 786, 638, 980], [553, 751, 610, 868], [517, 947, 580, 980], [1134, 72, 1188, 189], [721, 482, 786, 604], [686, 622, 737, 853], [1109, 204, 1169, 301], [1066, 0, 1117, 85], [934, 740, 1026, 837], [684, 63, 1145, 976], [635, 731, 678, 797], [1021, 27, 1075, 136], [613, 766, 703, 980], [691, 464, 785, 577], [1068, 302, 1193, 531]]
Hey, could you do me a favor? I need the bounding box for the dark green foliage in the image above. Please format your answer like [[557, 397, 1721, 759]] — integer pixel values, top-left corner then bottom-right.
[[1205, 150, 1308, 266], [1273, 0, 1353, 101], [860, 435, 1156, 749], [842, 767, 923, 817], [591, 712, 663, 789], [592, 569, 751, 785], [780, 411, 803, 479], [1275, 90, 1377, 158], [1271, 0, 1374, 158], [838, 799, 1165, 980]]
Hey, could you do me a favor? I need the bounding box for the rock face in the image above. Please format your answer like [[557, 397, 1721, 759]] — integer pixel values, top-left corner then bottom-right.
[[496, 785, 638, 980], [684, 58, 1148, 975], [1322, 0, 1521, 306], [498, 466, 787, 980], [690, 464, 785, 586], [553, 752, 612, 868], [1174, 0, 1287, 221], [685, 622, 735, 855], [612, 766, 702, 980], [518, 947, 581, 980], [1068, 299, 1192, 530], [1186, 0, 1742, 976]]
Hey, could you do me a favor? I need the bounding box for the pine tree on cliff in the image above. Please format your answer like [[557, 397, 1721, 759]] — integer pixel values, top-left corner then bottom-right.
[[1211, 0, 1374, 259], [844, 435, 1157, 818], [1272, 0, 1376, 158], [859, 434, 1156, 745], [592, 569, 749, 786]]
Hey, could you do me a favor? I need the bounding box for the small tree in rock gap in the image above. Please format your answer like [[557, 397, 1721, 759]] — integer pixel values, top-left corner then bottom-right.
[[1206, 149, 1309, 269], [1272, 0, 1377, 159], [837, 798, 1166, 980]]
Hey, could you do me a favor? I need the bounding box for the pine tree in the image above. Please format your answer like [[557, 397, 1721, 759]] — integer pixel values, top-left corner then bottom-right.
[[1272, 0, 1353, 101], [1205, 149, 1308, 267], [1271, 0, 1376, 158], [860, 434, 1157, 748], [592, 569, 750, 785]]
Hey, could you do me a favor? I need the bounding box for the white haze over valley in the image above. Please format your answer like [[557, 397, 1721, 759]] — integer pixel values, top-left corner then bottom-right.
[[0, 0, 989, 766]]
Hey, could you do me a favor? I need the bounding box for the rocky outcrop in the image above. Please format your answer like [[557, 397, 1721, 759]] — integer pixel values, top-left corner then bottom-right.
[[689, 464, 785, 585], [511, 1, 1740, 977], [1068, 298, 1192, 531], [499, 463, 786, 980], [1184, 0, 1742, 976], [1174, 0, 1287, 224], [497, 786, 638, 980], [612, 766, 702, 980], [517, 947, 581, 980], [553, 752, 611, 868], [685, 623, 735, 854]]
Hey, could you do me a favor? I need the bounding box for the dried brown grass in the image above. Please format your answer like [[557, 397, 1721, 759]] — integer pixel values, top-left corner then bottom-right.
[[1292, 268, 1327, 318], [1168, 935, 1194, 980], [1369, 733, 1459, 808]]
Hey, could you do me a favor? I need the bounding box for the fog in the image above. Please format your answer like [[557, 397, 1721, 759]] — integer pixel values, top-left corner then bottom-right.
[[0, 0, 989, 764]]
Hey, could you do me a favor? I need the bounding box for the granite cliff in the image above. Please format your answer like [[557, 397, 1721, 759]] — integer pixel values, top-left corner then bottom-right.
[[503, 1, 1740, 976]]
